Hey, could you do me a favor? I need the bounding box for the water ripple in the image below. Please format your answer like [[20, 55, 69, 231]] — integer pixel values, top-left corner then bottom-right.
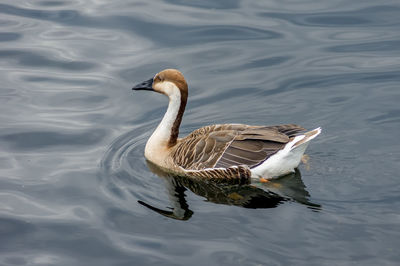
[[164, 0, 240, 9], [0, 49, 96, 71], [264, 70, 400, 97], [0, 3, 283, 47], [0, 129, 107, 150], [99, 121, 160, 207], [0, 32, 21, 42], [260, 5, 400, 27], [326, 40, 400, 53]]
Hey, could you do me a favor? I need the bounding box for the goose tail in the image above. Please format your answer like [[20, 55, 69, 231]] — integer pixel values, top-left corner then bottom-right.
[[291, 127, 321, 150], [250, 127, 321, 179]]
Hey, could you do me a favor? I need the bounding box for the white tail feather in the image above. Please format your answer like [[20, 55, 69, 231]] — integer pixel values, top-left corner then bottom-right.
[[250, 127, 321, 179]]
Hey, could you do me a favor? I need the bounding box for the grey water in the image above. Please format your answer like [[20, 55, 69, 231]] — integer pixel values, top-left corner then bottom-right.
[[0, 0, 399, 265]]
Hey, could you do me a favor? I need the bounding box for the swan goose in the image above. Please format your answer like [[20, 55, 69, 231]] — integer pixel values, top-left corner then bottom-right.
[[132, 69, 321, 182]]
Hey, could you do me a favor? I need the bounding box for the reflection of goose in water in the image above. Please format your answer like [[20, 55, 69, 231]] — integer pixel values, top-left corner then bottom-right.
[[138, 161, 321, 220]]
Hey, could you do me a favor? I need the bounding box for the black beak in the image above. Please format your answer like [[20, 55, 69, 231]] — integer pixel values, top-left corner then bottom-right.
[[132, 78, 154, 91]]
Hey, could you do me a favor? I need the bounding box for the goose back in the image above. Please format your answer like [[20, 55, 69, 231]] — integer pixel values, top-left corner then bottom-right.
[[171, 124, 305, 171]]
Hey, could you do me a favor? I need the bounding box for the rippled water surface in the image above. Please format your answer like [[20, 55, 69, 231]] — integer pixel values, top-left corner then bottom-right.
[[1, 0, 400, 265]]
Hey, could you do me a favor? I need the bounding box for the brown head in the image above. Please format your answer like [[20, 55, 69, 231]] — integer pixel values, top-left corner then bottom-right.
[[132, 69, 188, 100], [132, 69, 188, 147]]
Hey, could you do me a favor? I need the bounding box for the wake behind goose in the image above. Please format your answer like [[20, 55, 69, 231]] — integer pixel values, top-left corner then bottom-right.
[[132, 69, 321, 181]]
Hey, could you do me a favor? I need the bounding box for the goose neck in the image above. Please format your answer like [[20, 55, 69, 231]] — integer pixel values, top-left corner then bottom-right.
[[145, 89, 187, 157]]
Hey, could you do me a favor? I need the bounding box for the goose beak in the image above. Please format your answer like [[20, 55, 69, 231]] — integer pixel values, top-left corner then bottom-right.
[[132, 78, 154, 91]]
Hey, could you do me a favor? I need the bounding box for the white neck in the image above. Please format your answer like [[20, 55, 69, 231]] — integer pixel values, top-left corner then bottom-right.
[[145, 83, 182, 159]]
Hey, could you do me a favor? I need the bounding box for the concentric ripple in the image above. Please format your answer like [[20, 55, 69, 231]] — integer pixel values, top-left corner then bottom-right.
[[99, 121, 163, 209]]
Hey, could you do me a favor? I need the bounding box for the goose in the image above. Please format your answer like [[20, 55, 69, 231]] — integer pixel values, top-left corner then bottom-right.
[[132, 69, 321, 182]]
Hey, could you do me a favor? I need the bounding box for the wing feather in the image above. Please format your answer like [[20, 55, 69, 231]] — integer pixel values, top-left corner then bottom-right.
[[172, 124, 305, 171]]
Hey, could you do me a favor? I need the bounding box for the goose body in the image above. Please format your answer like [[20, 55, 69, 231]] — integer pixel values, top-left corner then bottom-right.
[[133, 69, 321, 181]]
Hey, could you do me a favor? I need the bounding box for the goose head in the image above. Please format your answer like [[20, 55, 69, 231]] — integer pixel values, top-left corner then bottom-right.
[[132, 69, 188, 99]]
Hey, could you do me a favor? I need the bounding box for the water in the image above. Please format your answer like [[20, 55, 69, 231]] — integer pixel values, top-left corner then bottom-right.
[[1, 0, 399, 265]]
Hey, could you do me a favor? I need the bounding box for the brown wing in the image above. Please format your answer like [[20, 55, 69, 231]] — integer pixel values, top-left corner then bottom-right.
[[215, 124, 305, 168], [172, 124, 305, 170], [172, 125, 237, 170]]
